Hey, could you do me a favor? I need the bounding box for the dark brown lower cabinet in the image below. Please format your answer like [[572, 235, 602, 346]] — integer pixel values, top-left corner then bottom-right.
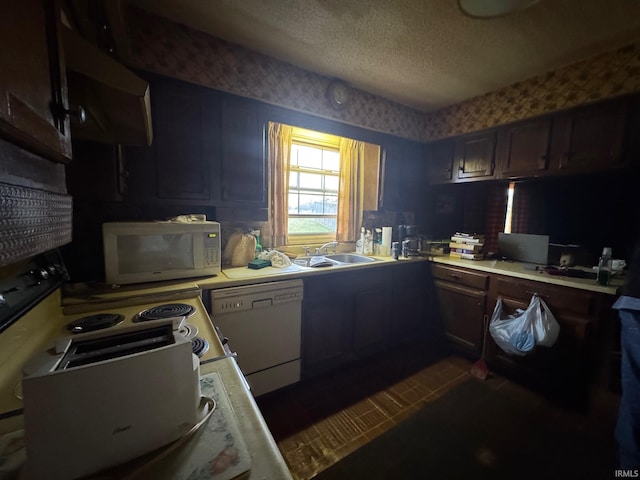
[[486, 274, 602, 409], [301, 293, 353, 378], [431, 264, 489, 357], [302, 261, 433, 379], [430, 261, 613, 409], [433, 280, 486, 356]]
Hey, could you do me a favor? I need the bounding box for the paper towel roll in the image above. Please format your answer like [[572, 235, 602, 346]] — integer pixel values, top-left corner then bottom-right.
[[381, 227, 392, 256]]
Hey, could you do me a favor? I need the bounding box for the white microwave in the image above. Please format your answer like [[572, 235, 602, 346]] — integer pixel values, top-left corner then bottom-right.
[[103, 221, 221, 285]]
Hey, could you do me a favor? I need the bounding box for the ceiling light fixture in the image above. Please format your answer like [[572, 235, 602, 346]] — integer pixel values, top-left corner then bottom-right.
[[458, 0, 542, 18]]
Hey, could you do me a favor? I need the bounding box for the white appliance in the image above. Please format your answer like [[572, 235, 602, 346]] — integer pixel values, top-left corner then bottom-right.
[[211, 279, 303, 396], [21, 321, 202, 480], [102, 220, 221, 285]]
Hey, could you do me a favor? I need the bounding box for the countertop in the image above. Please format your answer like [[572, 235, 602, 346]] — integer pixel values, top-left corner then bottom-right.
[[429, 255, 623, 295], [0, 356, 293, 480]]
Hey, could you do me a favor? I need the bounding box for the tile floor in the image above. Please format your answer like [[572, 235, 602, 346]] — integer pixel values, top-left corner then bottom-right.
[[256, 344, 620, 480]]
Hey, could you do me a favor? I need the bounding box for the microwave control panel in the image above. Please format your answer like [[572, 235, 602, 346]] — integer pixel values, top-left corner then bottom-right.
[[203, 232, 221, 266]]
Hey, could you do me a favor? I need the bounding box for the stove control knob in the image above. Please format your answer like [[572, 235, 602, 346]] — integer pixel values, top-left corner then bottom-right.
[[0, 294, 5, 306]]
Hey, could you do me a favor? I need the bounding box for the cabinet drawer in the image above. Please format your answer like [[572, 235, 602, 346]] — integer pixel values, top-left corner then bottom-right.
[[493, 276, 595, 317], [431, 264, 488, 290]]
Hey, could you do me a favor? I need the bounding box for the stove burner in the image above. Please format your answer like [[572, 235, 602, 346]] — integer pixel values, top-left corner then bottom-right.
[[179, 323, 199, 340], [67, 313, 124, 334], [135, 303, 195, 322], [191, 337, 209, 358]]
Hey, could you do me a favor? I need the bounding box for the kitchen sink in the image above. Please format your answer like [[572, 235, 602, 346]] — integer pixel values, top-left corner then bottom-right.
[[325, 253, 377, 264], [294, 253, 377, 268]]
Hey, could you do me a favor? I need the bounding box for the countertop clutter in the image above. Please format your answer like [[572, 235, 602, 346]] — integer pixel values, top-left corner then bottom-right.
[[0, 279, 292, 480], [429, 256, 623, 296]]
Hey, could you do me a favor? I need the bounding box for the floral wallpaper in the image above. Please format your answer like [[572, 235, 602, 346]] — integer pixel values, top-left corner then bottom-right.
[[126, 8, 640, 143], [425, 42, 640, 140], [126, 8, 426, 142]]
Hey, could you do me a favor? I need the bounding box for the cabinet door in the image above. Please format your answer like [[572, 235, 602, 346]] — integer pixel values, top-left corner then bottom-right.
[[302, 296, 352, 378], [426, 139, 454, 184], [220, 97, 267, 207], [433, 280, 485, 355], [555, 101, 628, 172], [454, 131, 496, 180], [392, 262, 431, 343], [499, 118, 551, 178], [152, 83, 218, 202], [484, 295, 592, 407], [352, 273, 393, 359], [0, 0, 71, 163], [380, 139, 425, 210]]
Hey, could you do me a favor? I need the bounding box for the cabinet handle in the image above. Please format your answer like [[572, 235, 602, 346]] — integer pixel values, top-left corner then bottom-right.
[[449, 274, 461, 280], [55, 103, 86, 124]]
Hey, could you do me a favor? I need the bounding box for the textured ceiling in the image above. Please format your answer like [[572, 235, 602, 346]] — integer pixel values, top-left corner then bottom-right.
[[128, 0, 640, 112]]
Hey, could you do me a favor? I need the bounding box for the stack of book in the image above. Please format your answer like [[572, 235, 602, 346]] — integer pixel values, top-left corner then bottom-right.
[[449, 232, 485, 260]]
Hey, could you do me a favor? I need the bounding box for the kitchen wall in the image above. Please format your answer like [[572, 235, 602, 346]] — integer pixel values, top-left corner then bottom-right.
[[425, 42, 640, 139], [125, 8, 426, 142], [124, 7, 640, 144]]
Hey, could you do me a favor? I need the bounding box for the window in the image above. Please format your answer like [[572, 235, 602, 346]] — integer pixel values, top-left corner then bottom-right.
[[504, 182, 515, 233], [268, 122, 381, 247], [288, 131, 341, 239]]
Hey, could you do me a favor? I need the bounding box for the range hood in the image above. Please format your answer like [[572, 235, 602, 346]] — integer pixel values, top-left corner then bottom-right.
[[61, 26, 153, 146]]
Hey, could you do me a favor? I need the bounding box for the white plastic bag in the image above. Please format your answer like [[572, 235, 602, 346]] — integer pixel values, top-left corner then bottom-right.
[[489, 294, 560, 356]]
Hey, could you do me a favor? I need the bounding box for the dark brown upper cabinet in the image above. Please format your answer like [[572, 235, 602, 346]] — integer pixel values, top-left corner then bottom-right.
[[551, 100, 628, 173], [219, 97, 267, 207], [498, 117, 551, 178], [426, 139, 455, 184], [454, 130, 496, 180], [123, 78, 219, 204], [154, 82, 218, 202], [0, 0, 72, 164]]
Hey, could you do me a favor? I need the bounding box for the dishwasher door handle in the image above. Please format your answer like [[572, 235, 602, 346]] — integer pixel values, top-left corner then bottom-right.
[[252, 298, 273, 309]]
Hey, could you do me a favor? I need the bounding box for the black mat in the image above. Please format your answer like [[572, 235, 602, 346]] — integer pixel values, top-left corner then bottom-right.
[[314, 380, 616, 480]]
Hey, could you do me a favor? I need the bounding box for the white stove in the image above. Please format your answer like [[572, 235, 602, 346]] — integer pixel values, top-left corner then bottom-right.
[[0, 253, 226, 421]]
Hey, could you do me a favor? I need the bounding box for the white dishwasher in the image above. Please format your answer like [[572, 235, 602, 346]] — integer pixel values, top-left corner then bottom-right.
[[210, 279, 303, 397]]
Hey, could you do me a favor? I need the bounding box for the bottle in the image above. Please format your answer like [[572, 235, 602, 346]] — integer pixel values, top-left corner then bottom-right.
[[252, 229, 263, 259], [363, 230, 373, 255], [356, 227, 365, 254], [596, 247, 612, 286]]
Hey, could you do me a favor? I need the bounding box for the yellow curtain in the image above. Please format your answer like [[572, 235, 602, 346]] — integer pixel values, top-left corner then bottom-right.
[[337, 138, 365, 242], [268, 122, 293, 247]]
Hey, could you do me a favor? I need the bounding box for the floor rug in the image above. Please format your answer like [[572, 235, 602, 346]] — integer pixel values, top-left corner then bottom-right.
[[313, 379, 616, 480]]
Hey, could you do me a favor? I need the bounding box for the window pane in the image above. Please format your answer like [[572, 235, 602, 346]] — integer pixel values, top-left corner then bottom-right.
[[288, 193, 299, 213], [299, 172, 322, 190], [296, 145, 321, 169], [290, 145, 299, 167], [289, 171, 299, 188], [324, 195, 338, 214], [325, 175, 339, 192], [298, 194, 324, 214], [288, 217, 337, 234], [323, 150, 340, 172]]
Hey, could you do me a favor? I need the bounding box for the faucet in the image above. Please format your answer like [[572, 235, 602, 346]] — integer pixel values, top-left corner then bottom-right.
[[315, 241, 339, 255]]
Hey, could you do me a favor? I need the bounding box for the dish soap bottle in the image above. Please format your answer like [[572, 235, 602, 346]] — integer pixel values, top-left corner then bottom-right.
[[251, 229, 263, 259], [596, 247, 612, 286]]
